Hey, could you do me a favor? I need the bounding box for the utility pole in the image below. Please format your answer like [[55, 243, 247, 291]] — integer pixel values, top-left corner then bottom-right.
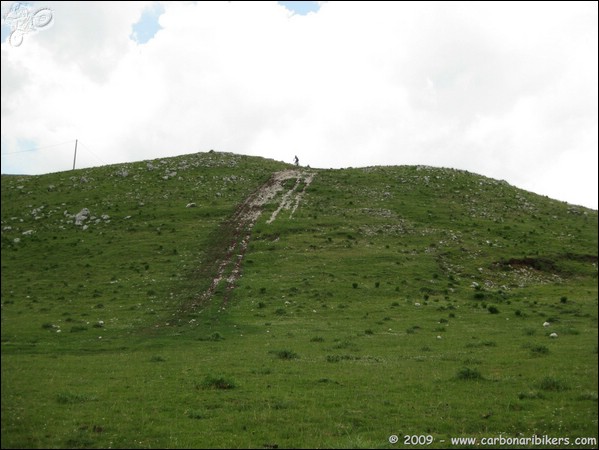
[[72, 139, 78, 170]]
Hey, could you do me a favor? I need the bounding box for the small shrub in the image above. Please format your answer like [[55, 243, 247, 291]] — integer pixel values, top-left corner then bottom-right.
[[530, 345, 549, 356], [199, 376, 236, 390], [257, 302, 266, 309], [70, 325, 87, 333], [150, 355, 166, 362], [310, 336, 324, 342], [208, 332, 224, 341], [352, 283, 358, 289], [487, 306, 500, 314], [456, 367, 483, 380], [187, 409, 205, 419], [364, 329, 374, 335], [560, 296, 568, 304], [539, 376, 569, 392], [272, 350, 299, 360]]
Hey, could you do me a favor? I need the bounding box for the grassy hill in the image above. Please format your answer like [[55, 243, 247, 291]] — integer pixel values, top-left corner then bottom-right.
[[1, 151, 597, 449]]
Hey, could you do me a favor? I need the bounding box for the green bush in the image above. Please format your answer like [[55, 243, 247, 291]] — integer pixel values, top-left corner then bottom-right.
[[539, 377, 569, 392], [198, 376, 236, 390], [272, 350, 299, 360], [456, 367, 483, 380]]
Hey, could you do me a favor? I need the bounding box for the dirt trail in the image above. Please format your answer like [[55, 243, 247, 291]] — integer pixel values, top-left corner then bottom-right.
[[192, 169, 315, 308]]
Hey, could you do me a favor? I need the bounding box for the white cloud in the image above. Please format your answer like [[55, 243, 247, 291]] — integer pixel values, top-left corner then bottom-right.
[[1, 1, 597, 209]]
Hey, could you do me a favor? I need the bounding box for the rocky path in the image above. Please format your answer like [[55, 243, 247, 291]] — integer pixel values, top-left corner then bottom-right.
[[192, 169, 315, 308]]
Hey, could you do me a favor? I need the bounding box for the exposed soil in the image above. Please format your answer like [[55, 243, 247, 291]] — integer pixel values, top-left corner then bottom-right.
[[190, 169, 315, 309], [494, 253, 597, 275]]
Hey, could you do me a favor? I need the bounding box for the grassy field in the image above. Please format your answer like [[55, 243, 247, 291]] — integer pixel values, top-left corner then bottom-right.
[[2, 151, 597, 449]]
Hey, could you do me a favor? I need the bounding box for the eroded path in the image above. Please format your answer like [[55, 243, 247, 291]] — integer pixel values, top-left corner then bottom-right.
[[191, 169, 315, 309]]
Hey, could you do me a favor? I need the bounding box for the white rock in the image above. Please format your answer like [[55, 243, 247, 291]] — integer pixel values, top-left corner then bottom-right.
[[74, 208, 90, 225], [543, 321, 551, 327], [549, 332, 558, 338]]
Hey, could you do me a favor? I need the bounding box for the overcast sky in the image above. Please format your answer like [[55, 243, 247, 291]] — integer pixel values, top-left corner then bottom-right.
[[1, 1, 597, 209]]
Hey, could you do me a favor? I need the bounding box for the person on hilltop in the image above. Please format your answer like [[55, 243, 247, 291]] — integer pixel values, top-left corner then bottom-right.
[[294, 155, 299, 166]]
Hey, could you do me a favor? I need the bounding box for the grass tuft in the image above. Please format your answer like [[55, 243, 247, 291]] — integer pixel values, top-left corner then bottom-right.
[[271, 350, 299, 360], [538, 377, 569, 392], [456, 367, 484, 380], [198, 376, 236, 390]]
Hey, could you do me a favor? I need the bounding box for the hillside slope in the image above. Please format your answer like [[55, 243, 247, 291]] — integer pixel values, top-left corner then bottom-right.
[[2, 152, 597, 449]]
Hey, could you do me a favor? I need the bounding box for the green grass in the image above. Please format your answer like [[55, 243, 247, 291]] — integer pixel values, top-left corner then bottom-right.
[[2, 152, 598, 448]]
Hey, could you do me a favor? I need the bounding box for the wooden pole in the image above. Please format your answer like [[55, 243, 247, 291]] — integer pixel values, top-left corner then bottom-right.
[[72, 139, 78, 170]]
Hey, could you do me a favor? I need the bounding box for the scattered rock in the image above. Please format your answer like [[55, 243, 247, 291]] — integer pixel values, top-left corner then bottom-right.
[[75, 208, 90, 226]]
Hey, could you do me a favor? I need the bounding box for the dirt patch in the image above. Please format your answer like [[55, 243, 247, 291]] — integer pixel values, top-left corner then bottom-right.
[[267, 171, 314, 223], [500, 257, 559, 272], [495, 253, 597, 273], [190, 170, 315, 309]]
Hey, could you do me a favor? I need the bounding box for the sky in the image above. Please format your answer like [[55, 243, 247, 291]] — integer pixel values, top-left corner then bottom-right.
[[1, 1, 597, 210]]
